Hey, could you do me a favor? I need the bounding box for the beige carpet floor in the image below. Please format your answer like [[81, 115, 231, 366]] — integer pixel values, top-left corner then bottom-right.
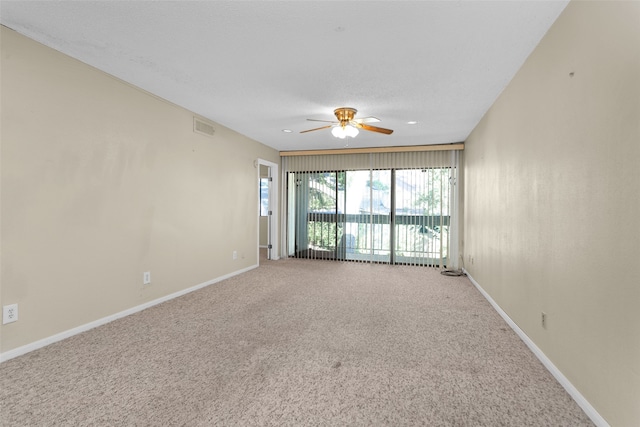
[[0, 257, 593, 426]]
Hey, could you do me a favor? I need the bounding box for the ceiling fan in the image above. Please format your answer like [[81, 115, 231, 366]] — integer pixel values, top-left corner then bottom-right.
[[300, 107, 393, 139]]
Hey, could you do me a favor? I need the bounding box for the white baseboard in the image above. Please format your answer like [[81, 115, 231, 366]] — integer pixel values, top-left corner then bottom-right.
[[463, 269, 609, 427], [0, 264, 258, 363]]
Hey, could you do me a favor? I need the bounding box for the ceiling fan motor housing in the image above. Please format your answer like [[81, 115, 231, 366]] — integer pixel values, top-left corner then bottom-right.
[[334, 107, 357, 126]]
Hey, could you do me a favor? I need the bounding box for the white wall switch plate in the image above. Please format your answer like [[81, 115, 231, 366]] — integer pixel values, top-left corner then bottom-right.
[[3, 304, 18, 324]]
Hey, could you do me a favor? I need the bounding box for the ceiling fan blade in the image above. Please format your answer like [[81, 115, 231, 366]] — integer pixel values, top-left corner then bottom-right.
[[353, 116, 380, 124], [306, 119, 337, 124], [356, 123, 394, 135], [300, 125, 333, 133]]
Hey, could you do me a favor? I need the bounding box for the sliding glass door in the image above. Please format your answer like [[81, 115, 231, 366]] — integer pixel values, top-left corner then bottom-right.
[[393, 168, 450, 266], [289, 168, 450, 265], [284, 151, 458, 267], [290, 171, 340, 259], [289, 170, 392, 262], [341, 170, 391, 262]]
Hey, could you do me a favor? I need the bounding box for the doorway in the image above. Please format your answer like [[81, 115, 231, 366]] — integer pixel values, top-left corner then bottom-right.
[[257, 159, 279, 261]]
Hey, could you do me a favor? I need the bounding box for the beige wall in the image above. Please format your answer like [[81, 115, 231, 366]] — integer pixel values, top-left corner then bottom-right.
[[0, 27, 279, 353], [463, 2, 639, 426]]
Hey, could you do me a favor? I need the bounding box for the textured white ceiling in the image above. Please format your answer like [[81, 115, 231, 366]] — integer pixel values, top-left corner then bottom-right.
[[1, 1, 568, 152]]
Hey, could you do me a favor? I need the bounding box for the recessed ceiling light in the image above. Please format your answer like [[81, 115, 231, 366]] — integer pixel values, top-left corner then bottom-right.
[[282, 129, 293, 133], [407, 121, 418, 125]]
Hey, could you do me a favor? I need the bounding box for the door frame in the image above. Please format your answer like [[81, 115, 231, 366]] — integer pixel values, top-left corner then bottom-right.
[[256, 158, 279, 261]]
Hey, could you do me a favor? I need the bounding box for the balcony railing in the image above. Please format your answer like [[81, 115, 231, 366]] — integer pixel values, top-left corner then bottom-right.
[[301, 213, 449, 266]]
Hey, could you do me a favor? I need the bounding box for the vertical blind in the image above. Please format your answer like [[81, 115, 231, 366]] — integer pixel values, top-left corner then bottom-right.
[[281, 149, 460, 268]]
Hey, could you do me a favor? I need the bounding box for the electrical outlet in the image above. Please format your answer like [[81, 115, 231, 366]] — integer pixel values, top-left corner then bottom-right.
[[541, 312, 547, 329], [3, 304, 18, 324], [143, 271, 151, 285], [233, 251, 238, 260]]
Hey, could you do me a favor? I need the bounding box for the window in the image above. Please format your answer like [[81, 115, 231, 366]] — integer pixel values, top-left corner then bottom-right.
[[260, 177, 269, 217]]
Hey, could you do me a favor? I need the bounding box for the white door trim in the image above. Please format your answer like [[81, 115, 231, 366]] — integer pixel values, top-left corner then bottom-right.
[[256, 159, 279, 261]]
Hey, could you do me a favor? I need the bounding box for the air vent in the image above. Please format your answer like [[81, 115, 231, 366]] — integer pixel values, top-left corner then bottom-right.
[[193, 117, 215, 137]]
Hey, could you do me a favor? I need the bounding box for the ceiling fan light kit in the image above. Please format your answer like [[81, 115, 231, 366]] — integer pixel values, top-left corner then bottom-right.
[[301, 107, 394, 139], [331, 124, 359, 139]]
